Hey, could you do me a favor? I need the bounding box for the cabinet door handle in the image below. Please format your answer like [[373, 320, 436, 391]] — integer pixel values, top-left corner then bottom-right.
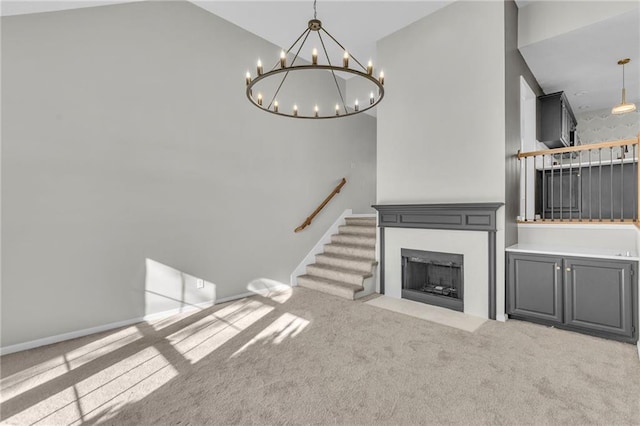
[[566, 267, 571, 272], [555, 264, 560, 270]]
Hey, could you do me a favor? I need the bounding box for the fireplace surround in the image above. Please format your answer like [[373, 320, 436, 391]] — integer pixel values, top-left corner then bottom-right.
[[373, 203, 503, 319]]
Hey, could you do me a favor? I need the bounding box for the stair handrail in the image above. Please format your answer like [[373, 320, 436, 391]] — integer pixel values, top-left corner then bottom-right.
[[295, 178, 347, 233]]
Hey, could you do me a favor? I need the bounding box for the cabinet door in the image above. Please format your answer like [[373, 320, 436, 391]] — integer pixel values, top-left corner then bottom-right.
[[508, 253, 563, 323], [564, 258, 633, 337]]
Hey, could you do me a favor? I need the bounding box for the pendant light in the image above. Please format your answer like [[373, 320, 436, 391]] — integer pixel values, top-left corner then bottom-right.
[[612, 58, 636, 115]]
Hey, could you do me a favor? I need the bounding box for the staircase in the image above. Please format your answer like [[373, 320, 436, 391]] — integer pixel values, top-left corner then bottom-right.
[[297, 216, 377, 300]]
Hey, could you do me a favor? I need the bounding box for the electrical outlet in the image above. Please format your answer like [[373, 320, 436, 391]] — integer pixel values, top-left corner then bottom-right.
[[196, 279, 204, 289]]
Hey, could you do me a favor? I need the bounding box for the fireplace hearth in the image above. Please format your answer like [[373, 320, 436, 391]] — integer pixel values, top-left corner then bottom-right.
[[401, 248, 464, 312]]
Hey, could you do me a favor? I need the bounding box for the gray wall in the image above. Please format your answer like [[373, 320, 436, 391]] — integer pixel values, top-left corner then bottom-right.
[[1, 1, 376, 348], [376, 0, 506, 204], [504, 0, 543, 247]]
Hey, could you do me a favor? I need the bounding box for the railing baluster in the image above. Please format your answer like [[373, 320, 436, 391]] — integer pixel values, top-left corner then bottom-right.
[[524, 156, 528, 221], [542, 154, 546, 220], [559, 154, 563, 220], [635, 144, 638, 222], [568, 153, 573, 221], [599, 148, 602, 221], [588, 149, 592, 222], [621, 146, 625, 221], [550, 156, 554, 220], [578, 153, 582, 221], [610, 147, 614, 221]]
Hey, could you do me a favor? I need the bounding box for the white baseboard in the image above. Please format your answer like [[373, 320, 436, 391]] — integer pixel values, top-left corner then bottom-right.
[[0, 288, 282, 356], [290, 209, 353, 286], [0, 317, 144, 356], [496, 314, 507, 322]]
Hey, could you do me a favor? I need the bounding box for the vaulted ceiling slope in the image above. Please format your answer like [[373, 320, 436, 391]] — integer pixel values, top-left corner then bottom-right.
[[2, 0, 638, 114]]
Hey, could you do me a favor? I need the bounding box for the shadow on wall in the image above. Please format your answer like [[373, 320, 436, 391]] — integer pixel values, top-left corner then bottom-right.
[[144, 258, 216, 317]]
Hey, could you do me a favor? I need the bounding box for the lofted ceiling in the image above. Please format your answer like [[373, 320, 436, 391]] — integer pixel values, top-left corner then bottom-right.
[[2, 0, 638, 114], [518, 5, 639, 115]]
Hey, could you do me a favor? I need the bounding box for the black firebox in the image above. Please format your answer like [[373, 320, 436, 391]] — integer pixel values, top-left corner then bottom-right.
[[401, 248, 464, 312]]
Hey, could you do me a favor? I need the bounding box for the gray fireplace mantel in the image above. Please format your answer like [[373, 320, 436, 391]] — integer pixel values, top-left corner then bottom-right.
[[372, 203, 503, 231], [372, 202, 504, 320]]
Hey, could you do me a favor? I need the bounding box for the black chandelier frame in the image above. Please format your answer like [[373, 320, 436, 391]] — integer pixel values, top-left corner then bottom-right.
[[245, 18, 385, 119]]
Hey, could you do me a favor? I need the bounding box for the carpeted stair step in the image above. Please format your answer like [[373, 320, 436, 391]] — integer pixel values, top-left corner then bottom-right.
[[338, 224, 376, 237], [306, 263, 370, 286], [324, 242, 375, 259], [344, 217, 377, 227], [331, 233, 375, 247], [315, 253, 377, 274], [297, 275, 363, 300]]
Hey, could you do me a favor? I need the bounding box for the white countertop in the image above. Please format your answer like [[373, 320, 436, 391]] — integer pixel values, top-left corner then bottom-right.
[[506, 243, 640, 261]]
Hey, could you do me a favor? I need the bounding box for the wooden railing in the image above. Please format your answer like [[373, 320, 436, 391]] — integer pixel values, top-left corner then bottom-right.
[[295, 178, 347, 232], [517, 132, 640, 224]]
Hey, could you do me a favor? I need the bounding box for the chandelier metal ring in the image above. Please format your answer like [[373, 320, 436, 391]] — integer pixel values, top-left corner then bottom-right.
[[246, 65, 384, 119], [245, 5, 385, 120]]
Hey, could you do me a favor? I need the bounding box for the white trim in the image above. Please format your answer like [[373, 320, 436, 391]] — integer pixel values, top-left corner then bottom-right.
[[0, 317, 143, 356], [0, 289, 277, 356], [347, 213, 376, 218], [290, 209, 353, 286]]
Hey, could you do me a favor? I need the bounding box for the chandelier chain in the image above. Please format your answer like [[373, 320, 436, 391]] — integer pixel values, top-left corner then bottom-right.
[[313, 0, 317, 19]]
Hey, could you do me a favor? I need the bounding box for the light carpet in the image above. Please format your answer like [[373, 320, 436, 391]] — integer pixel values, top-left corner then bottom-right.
[[365, 295, 487, 332], [1, 286, 639, 425]]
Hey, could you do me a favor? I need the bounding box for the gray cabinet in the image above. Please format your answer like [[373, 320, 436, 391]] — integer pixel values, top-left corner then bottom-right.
[[507, 252, 637, 343], [508, 253, 563, 323], [538, 91, 577, 149], [565, 259, 633, 338]]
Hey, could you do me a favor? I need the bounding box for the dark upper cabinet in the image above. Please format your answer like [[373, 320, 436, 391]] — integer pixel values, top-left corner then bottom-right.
[[537, 91, 577, 149]]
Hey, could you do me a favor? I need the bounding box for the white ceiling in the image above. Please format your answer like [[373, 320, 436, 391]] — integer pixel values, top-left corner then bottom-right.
[[519, 7, 640, 114], [2, 0, 638, 114]]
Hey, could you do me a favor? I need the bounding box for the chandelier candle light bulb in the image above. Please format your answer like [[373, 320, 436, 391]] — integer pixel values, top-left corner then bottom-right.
[[293, 104, 298, 117], [257, 93, 263, 106], [367, 60, 373, 75], [314, 105, 319, 117], [312, 48, 318, 65], [370, 92, 374, 105], [343, 51, 349, 68], [354, 99, 359, 111], [335, 103, 340, 115], [280, 50, 286, 68], [274, 100, 279, 112], [379, 70, 384, 85], [245, 71, 251, 85], [257, 59, 263, 76]]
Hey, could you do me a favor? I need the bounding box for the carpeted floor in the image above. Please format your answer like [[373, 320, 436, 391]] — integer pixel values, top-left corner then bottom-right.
[[1, 286, 639, 425]]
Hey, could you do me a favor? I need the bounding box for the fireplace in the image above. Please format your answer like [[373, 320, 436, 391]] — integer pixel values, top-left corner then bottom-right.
[[402, 249, 464, 312], [373, 203, 503, 319]]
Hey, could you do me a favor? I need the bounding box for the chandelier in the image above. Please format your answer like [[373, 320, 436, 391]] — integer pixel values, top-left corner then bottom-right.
[[245, 1, 385, 119]]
